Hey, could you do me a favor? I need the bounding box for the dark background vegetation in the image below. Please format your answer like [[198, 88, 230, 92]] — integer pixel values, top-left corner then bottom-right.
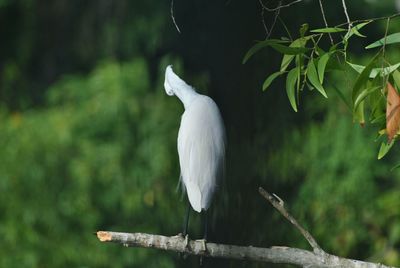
[[1, 0, 400, 267]]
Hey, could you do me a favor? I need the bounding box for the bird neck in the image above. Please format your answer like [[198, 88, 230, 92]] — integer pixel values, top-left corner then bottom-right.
[[174, 84, 199, 110]]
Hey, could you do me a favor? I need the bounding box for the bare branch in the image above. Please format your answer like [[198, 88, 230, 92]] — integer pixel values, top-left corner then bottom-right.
[[381, 18, 391, 94], [258, 0, 303, 12], [170, 0, 181, 34], [336, 12, 400, 28], [341, 0, 352, 32], [259, 0, 270, 37], [259, 0, 282, 39], [258, 187, 324, 255], [96, 231, 394, 267], [318, 0, 334, 45]]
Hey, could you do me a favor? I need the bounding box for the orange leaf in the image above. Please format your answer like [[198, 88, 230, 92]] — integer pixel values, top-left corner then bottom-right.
[[386, 82, 400, 142]]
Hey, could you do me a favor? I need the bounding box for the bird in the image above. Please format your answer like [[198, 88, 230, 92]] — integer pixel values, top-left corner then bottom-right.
[[164, 65, 226, 241]]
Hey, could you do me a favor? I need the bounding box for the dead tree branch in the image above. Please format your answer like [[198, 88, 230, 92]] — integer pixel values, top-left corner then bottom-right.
[[96, 230, 393, 267], [258, 187, 324, 255], [96, 187, 394, 267]]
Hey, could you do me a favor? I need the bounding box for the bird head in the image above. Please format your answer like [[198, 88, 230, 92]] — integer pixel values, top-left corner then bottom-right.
[[164, 65, 176, 96]]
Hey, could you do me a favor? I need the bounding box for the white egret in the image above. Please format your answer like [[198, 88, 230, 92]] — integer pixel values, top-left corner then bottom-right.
[[164, 65, 226, 240]]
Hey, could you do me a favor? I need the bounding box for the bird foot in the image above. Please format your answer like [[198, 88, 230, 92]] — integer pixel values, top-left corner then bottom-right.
[[196, 239, 207, 253], [177, 234, 190, 260], [196, 239, 207, 266], [184, 234, 189, 249], [177, 233, 190, 250]]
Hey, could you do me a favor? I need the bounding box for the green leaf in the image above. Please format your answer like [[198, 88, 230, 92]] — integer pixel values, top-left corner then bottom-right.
[[353, 86, 380, 112], [306, 59, 328, 98], [262, 71, 284, 91], [286, 68, 298, 112], [351, 53, 379, 102], [390, 162, 400, 171], [347, 61, 400, 79], [370, 93, 385, 123], [329, 44, 338, 52], [269, 43, 309, 55], [378, 140, 394, 159], [354, 100, 365, 126], [280, 36, 311, 71], [347, 62, 365, 74], [317, 52, 331, 84], [243, 39, 289, 64], [310, 27, 347, 33], [344, 21, 371, 40], [393, 70, 400, 89], [370, 113, 385, 124], [366, 32, 400, 49], [299, 23, 309, 37], [331, 84, 351, 110], [315, 46, 325, 56]]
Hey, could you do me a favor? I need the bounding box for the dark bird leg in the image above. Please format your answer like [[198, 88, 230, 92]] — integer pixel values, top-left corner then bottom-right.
[[200, 210, 208, 266], [180, 201, 191, 260], [203, 210, 208, 241], [183, 201, 191, 236]]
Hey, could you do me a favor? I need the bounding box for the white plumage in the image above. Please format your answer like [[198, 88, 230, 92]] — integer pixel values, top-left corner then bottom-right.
[[164, 65, 226, 213]]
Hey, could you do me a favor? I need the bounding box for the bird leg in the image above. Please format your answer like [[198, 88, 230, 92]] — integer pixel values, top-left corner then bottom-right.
[[198, 211, 208, 265], [179, 202, 191, 259], [203, 211, 208, 241], [184, 234, 189, 248], [183, 201, 191, 237]]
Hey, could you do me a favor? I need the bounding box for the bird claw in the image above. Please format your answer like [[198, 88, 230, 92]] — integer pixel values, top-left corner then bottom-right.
[[197, 239, 207, 266], [184, 234, 189, 249], [196, 239, 207, 253], [178, 234, 190, 260]]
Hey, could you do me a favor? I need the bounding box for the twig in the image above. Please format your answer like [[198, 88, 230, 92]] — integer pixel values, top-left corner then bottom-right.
[[382, 18, 390, 61], [259, 0, 282, 39], [96, 231, 394, 267], [318, 0, 334, 45], [267, 4, 281, 40], [382, 18, 391, 94], [258, 0, 303, 12], [170, 0, 181, 34], [258, 187, 324, 255], [336, 12, 400, 28], [341, 0, 352, 32], [259, 0, 269, 37]]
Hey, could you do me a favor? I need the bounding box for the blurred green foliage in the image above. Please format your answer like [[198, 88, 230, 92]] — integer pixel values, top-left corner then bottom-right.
[[269, 99, 400, 263], [1, 0, 400, 267], [0, 60, 184, 267]]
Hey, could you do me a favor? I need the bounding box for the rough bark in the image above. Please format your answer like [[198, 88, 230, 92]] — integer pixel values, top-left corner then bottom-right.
[[96, 231, 393, 268]]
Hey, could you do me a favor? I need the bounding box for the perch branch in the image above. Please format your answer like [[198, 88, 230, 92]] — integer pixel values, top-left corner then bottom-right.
[[96, 231, 393, 267]]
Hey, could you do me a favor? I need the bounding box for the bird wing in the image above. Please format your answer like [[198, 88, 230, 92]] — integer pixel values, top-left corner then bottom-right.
[[178, 96, 226, 212]]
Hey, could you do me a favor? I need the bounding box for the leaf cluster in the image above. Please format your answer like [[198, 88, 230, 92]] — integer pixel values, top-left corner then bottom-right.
[[244, 20, 400, 160]]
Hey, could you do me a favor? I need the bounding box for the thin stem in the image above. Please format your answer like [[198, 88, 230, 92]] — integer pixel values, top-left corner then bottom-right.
[[341, 0, 352, 32], [318, 0, 334, 45], [259, 0, 282, 40], [278, 16, 293, 41], [259, 1, 269, 37], [336, 13, 400, 28], [267, 3, 281, 39], [382, 18, 391, 92], [170, 0, 181, 34], [258, 0, 303, 12]]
